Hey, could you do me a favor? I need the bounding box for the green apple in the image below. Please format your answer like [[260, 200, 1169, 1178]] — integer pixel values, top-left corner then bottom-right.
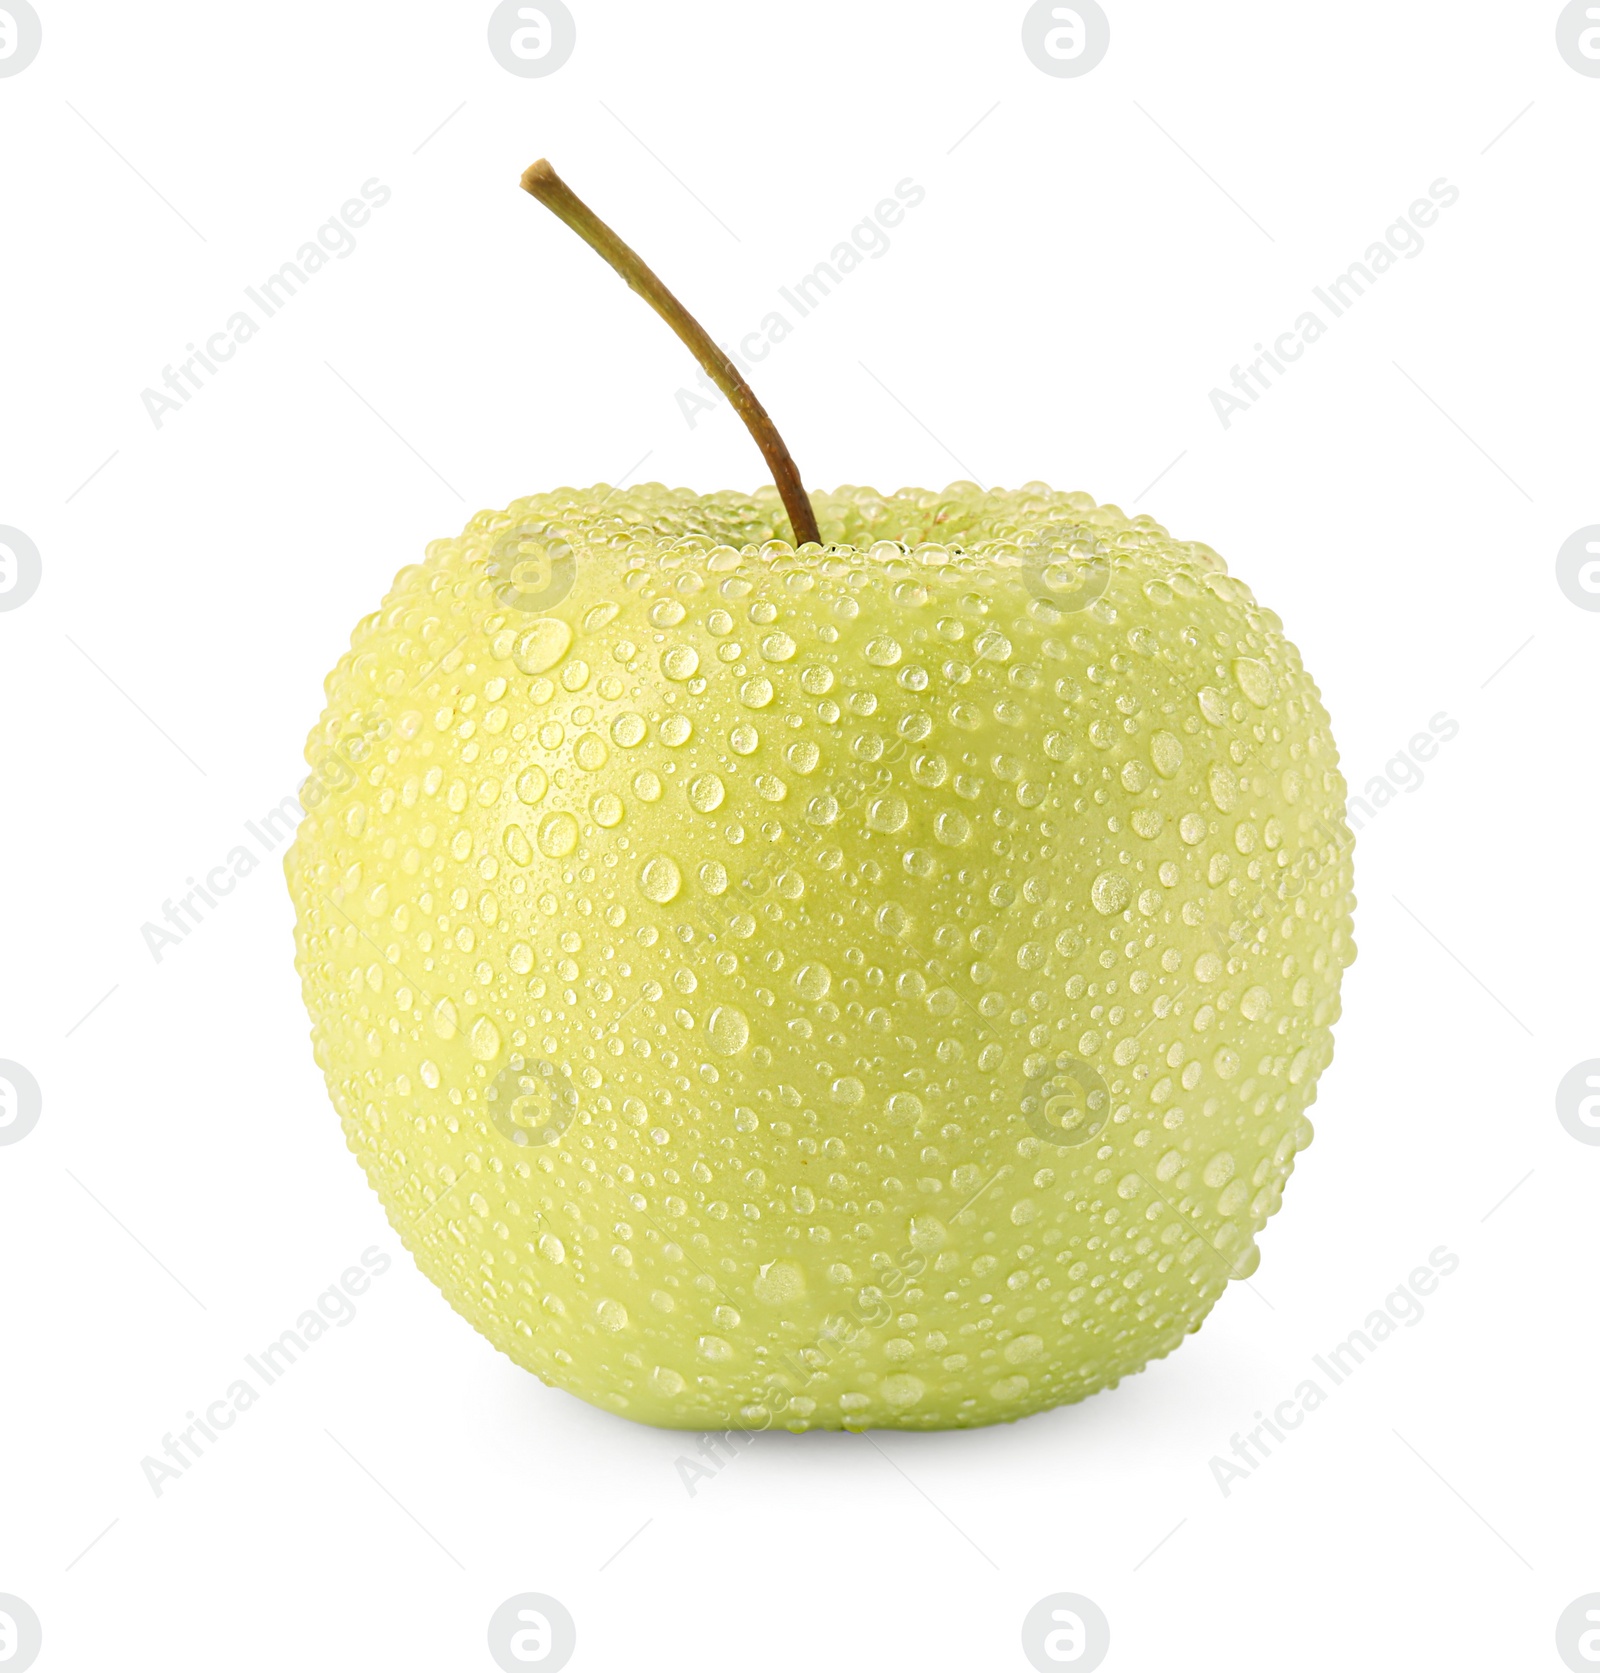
[[285, 164, 1355, 1430]]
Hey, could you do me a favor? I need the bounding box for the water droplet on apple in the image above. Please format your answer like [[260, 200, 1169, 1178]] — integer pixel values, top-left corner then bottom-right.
[[707, 1006, 749, 1054], [538, 812, 578, 856], [689, 774, 725, 812], [1150, 731, 1184, 777], [1234, 657, 1275, 706], [639, 855, 682, 903], [866, 794, 908, 832], [1090, 871, 1130, 914], [514, 617, 572, 674]]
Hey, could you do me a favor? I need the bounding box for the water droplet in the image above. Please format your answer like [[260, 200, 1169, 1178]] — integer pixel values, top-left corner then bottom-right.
[[887, 1091, 923, 1124], [1091, 871, 1130, 914], [689, 774, 726, 812], [760, 631, 796, 662], [864, 636, 902, 667], [795, 963, 832, 1000], [611, 712, 646, 747], [707, 1005, 750, 1055], [934, 809, 970, 846], [596, 1298, 628, 1331], [662, 645, 699, 680], [659, 715, 693, 747], [1234, 657, 1275, 706], [516, 766, 548, 804], [639, 855, 682, 903], [538, 812, 578, 856], [513, 617, 572, 674], [1203, 1152, 1236, 1188], [1241, 985, 1272, 1021], [1151, 731, 1184, 778], [469, 1015, 502, 1060], [876, 902, 909, 937], [754, 1260, 805, 1303], [909, 1213, 946, 1250], [503, 823, 533, 865], [866, 794, 908, 833]]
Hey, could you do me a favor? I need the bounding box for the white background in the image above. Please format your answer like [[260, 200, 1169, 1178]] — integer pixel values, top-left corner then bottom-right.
[[3, 2, 1598, 1669]]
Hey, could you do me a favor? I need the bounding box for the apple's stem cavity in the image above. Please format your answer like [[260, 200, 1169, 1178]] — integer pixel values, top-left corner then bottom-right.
[[520, 159, 823, 550]]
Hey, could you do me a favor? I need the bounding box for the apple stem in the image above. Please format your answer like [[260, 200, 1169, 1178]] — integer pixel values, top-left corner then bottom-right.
[[520, 159, 823, 549]]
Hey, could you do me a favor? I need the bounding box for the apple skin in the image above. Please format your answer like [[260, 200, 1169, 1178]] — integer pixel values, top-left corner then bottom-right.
[[286, 483, 1355, 1430]]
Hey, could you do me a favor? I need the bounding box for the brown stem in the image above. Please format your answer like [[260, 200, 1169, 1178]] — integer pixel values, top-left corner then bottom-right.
[[520, 159, 822, 548]]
